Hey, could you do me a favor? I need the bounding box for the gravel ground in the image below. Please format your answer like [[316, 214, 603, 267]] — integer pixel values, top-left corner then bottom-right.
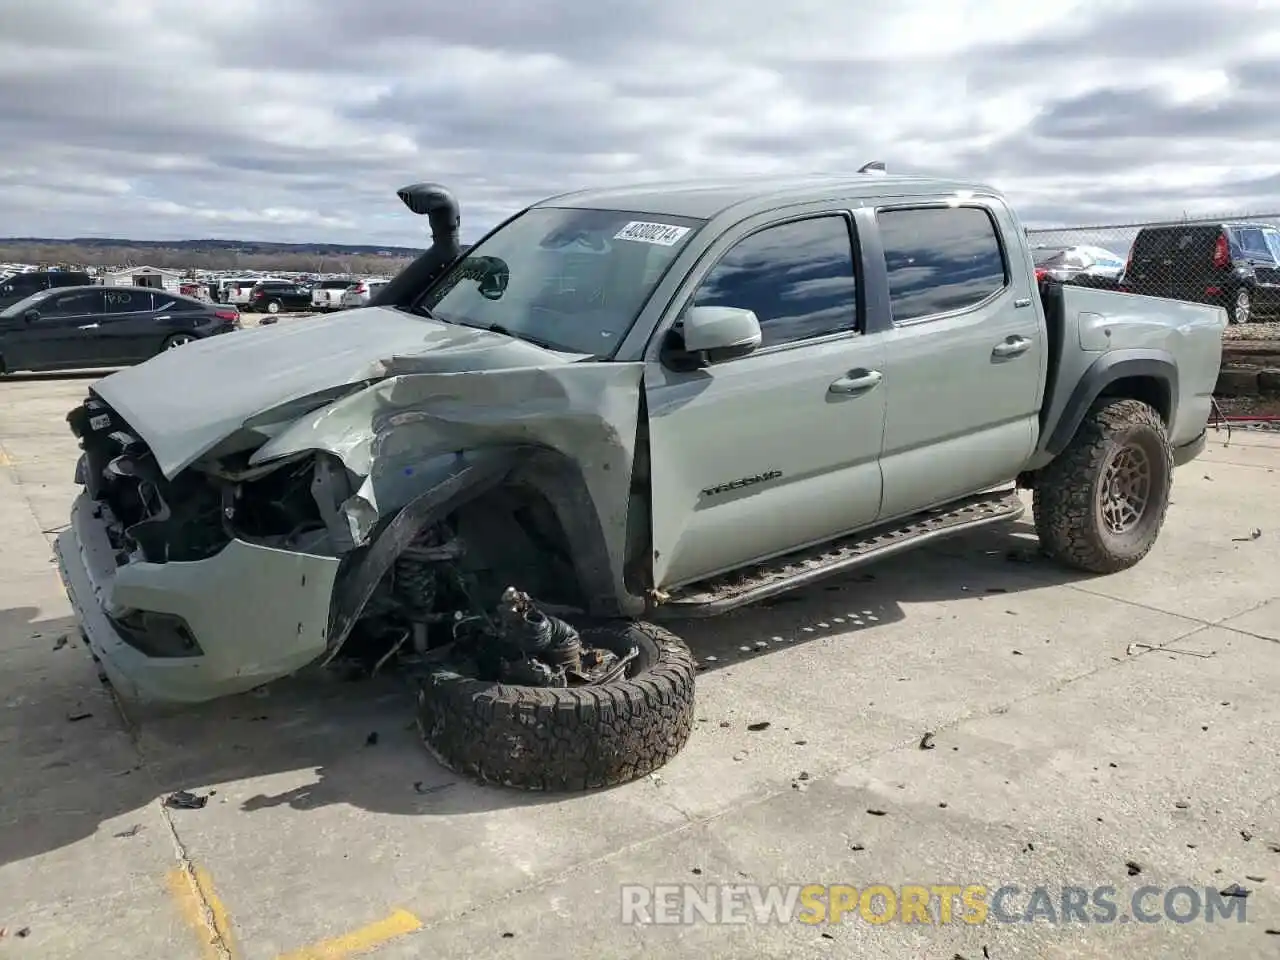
[[1223, 320, 1280, 341]]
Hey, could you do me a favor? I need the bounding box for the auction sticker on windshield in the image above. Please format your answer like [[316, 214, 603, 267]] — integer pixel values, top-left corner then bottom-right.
[[614, 221, 691, 246]]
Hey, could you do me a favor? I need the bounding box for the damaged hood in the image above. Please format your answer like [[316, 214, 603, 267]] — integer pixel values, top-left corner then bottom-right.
[[91, 303, 647, 614], [91, 306, 593, 479]]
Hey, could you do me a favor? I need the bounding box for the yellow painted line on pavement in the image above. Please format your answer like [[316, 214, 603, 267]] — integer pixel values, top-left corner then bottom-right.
[[275, 908, 423, 960], [167, 865, 240, 959]]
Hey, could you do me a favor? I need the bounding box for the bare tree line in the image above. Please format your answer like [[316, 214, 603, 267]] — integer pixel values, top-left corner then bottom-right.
[[0, 242, 416, 276]]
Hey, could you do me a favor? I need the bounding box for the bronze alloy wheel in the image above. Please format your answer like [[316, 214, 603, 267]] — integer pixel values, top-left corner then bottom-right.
[[1033, 397, 1173, 574], [1097, 442, 1152, 536]]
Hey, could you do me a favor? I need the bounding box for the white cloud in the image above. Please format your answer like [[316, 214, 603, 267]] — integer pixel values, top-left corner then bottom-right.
[[0, 0, 1278, 246]]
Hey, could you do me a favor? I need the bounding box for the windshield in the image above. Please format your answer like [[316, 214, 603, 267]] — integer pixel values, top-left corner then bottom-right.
[[418, 206, 705, 356], [0, 290, 49, 319]]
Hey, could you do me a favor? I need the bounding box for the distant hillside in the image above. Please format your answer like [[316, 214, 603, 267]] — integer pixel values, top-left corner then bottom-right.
[[0, 236, 422, 274]]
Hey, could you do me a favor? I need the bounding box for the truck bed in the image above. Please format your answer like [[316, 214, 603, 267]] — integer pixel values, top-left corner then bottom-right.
[[1032, 282, 1226, 467]]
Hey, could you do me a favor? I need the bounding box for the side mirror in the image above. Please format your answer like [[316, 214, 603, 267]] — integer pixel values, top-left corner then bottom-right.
[[681, 305, 762, 359], [23, 308, 40, 323]]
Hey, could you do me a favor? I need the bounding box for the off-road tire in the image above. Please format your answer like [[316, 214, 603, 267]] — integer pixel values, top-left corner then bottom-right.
[[1034, 397, 1173, 574], [416, 621, 696, 791]]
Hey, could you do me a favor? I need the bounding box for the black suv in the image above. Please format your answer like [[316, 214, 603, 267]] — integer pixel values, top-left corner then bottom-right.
[[0, 270, 93, 310], [246, 280, 312, 314], [1122, 221, 1280, 324]]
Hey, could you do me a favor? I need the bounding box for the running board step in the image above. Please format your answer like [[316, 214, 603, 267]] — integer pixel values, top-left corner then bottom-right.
[[653, 488, 1025, 619]]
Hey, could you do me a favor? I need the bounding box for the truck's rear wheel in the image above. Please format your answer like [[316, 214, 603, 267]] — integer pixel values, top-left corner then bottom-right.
[[1033, 398, 1172, 574], [416, 621, 696, 791]]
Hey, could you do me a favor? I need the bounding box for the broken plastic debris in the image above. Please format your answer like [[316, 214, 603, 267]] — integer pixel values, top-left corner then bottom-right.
[[1231, 527, 1263, 542], [1219, 883, 1250, 898], [164, 790, 208, 810], [919, 732, 936, 750], [746, 722, 771, 732]]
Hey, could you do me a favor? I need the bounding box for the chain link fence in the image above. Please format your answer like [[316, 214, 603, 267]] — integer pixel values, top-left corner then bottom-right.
[[1024, 214, 1280, 327]]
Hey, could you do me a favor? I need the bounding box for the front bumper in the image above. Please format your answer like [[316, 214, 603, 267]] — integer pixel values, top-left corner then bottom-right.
[[55, 492, 343, 703]]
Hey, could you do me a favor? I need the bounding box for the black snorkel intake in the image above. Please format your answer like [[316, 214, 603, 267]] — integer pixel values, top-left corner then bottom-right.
[[369, 182, 463, 309]]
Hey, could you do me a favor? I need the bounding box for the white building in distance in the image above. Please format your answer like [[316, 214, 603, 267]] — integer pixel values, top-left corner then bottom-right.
[[102, 266, 183, 292]]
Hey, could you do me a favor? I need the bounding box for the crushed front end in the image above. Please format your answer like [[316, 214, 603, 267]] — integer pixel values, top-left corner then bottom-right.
[[55, 365, 644, 704], [57, 395, 353, 701]]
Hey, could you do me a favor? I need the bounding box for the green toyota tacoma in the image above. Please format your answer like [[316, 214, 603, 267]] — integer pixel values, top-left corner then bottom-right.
[[56, 170, 1226, 790]]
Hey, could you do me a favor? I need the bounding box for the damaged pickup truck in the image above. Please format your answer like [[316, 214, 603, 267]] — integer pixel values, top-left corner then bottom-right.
[[56, 170, 1226, 791]]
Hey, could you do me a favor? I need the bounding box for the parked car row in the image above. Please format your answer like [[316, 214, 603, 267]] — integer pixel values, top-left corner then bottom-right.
[[0, 285, 240, 374], [1031, 221, 1280, 325], [209, 276, 393, 313]]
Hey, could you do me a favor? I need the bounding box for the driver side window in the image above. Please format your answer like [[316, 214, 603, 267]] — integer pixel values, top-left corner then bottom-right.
[[691, 215, 860, 349]]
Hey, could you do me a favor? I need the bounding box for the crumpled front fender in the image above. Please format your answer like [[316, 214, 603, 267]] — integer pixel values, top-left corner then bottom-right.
[[247, 362, 646, 651], [324, 447, 521, 661]]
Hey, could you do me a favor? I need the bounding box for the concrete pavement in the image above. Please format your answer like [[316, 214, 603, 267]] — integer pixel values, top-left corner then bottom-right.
[[2, 372, 1279, 958]]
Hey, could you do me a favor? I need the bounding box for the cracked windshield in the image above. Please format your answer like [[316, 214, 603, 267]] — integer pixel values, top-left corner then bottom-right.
[[418, 207, 704, 356]]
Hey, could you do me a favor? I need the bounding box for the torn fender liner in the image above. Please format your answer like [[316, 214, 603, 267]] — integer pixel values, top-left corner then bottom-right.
[[89, 305, 595, 480], [324, 446, 522, 662]]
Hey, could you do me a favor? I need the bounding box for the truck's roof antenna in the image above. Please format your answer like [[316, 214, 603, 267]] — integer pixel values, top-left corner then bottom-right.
[[859, 161, 887, 175]]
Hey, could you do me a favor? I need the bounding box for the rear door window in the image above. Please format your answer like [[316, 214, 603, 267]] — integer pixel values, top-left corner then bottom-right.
[[103, 289, 153, 313], [876, 206, 1008, 323]]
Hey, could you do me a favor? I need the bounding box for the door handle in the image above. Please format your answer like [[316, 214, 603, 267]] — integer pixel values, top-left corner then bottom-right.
[[153, 315, 170, 321], [78, 323, 99, 329], [991, 336, 1031, 359], [829, 369, 883, 394]]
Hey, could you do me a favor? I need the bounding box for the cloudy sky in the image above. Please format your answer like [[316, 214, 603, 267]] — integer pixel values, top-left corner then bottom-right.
[[1, 0, 1278, 246]]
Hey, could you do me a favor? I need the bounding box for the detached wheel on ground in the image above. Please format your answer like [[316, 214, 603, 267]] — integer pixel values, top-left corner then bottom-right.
[[417, 620, 696, 791], [1033, 397, 1173, 574]]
